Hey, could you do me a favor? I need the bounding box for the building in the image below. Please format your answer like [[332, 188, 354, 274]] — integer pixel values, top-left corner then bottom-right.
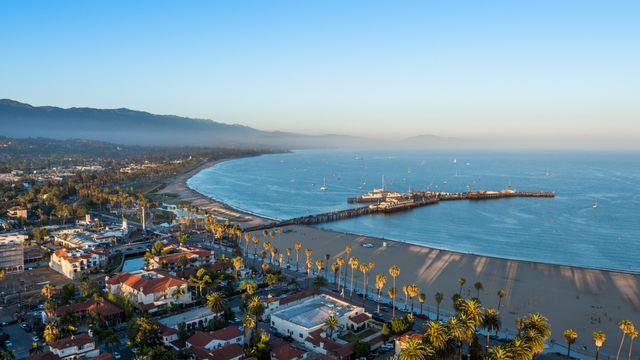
[[55, 299, 124, 326], [0, 232, 26, 273], [49, 247, 108, 280], [187, 343, 244, 360], [186, 326, 244, 350], [158, 305, 221, 332], [52, 228, 111, 248], [48, 333, 100, 360], [150, 245, 215, 272], [105, 269, 192, 312], [394, 331, 424, 356], [270, 293, 367, 341]]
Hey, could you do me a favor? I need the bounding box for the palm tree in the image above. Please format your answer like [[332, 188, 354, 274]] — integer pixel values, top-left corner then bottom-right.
[[627, 326, 638, 360], [458, 277, 466, 295], [509, 337, 532, 360], [262, 241, 271, 264], [617, 320, 634, 360], [331, 262, 340, 284], [402, 285, 409, 309], [359, 263, 370, 301], [43, 321, 60, 343], [448, 316, 470, 360], [344, 245, 352, 288], [435, 292, 443, 320], [424, 320, 449, 353], [247, 296, 264, 318], [460, 298, 483, 329], [593, 330, 606, 360], [315, 259, 325, 279], [388, 287, 397, 317], [244, 233, 251, 256], [418, 293, 426, 315], [474, 281, 483, 299], [488, 346, 513, 360], [0, 349, 15, 360], [286, 247, 292, 265], [324, 315, 339, 338], [407, 284, 419, 314], [294, 242, 302, 270], [349, 257, 359, 296], [399, 337, 433, 360], [206, 292, 226, 314], [336, 257, 345, 289], [305, 247, 312, 265], [375, 274, 387, 313], [482, 308, 501, 352], [564, 329, 578, 358], [324, 254, 331, 279], [171, 287, 185, 303], [497, 289, 506, 309], [41, 283, 55, 299], [242, 313, 256, 344], [389, 265, 400, 314]]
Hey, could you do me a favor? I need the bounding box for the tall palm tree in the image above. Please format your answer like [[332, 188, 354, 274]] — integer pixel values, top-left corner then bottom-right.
[[403, 285, 410, 309], [252, 236, 260, 266], [336, 257, 345, 290], [448, 316, 470, 360], [286, 247, 292, 265], [375, 273, 387, 313], [324, 315, 339, 338], [331, 262, 340, 284], [247, 296, 264, 318], [399, 338, 434, 360], [509, 337, 532, 360], [617, 320, 634, 360], [424, 320, 449, 353], [349, 257, 359, 296], [564, 329, 578, 358], [627, 326, 638, 360], [294, 242, 302, 271], [435, 292, 443, 320], [244, 233, 251, 256], [458, 277, 466, 295], [41, 283, 55, 299], [206, 292, 226, 314], [593, 330, 606, 360], [418, 293, 426, 315], [262, 241, 271, 263], [487, 346, 512, 360], [482, 308, 501, 353], [242, 313, 256, 344], [474, 281, 483, 299], [344, 245, 352, 289], [324, 254, 331, 279], [388, 287, 397, 317], [460, 298, 483, 329], [497, 289, 506, 309], [316, 259, 325, 279], [43, 321, 60, 343], [305, 247, 312, 266], [389, 265, 400, 313], [359, 263, 370, 301], [407, 284, 419, 314]]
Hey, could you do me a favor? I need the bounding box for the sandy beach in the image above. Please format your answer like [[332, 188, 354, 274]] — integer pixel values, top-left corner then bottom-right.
[[164, 160, 640, 358]]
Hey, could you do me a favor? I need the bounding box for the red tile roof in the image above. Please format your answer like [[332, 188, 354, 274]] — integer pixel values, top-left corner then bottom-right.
[[187, 326, 242, 347], [79, 354, 114, 360], [56, 299, 122, 317], [49, 333, 95, 350], [272, 343, 307, 360], [106, 271, 186, 295], [26, 353, 60, 360], [187, 343, 244, 360]]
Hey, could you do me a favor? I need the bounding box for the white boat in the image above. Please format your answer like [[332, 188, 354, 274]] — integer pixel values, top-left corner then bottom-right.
[[592, 199, 598, 208], [453, 159, 457, 164], [354, 155, 364, 160], [320, 178, 327, 192], [545, 169, 551, 176]]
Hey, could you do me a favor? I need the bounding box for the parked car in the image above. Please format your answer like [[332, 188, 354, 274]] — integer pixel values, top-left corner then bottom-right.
[[113, 352, 121, 359], [32, 336, 39, 342], [4, 340, 13, 347]]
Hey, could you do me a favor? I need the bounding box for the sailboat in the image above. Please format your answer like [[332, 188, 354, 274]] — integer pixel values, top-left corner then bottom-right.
[[320, 178, 328, 192], [592, 199, 599, 208]]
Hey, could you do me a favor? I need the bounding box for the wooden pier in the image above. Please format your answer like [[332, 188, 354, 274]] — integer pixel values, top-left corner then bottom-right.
[[245, 190, 554, 232]]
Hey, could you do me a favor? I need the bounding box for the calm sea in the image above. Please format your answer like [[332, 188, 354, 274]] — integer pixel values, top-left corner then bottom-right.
[[187, 150, 640, 272]]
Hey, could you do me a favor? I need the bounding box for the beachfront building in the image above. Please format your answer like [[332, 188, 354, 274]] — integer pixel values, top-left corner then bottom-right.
[[149, 245, 215, 272], [105, 269, 192, 312], [48, 333, 100, 359], [49, 247, 108, 280], [269, 291, 373, 355], [0, 232, 26, 273], [158, 305, 221, 332]]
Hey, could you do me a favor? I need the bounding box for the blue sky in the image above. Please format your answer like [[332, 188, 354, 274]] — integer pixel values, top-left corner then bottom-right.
[[1, 1, 639, 146]]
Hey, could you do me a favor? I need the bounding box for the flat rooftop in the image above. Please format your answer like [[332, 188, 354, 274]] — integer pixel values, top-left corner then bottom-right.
[[272, 294, 359, 329], [158, 306, 215, 328]]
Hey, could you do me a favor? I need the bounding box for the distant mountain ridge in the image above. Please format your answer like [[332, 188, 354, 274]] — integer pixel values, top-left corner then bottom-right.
[[0, 99, 458, 149]]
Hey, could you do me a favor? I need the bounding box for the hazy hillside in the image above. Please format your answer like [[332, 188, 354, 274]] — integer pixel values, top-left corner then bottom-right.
[[0, 99, 368, 149]]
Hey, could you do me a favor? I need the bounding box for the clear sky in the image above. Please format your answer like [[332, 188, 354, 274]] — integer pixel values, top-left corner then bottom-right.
[[1, 1, 639, 147]]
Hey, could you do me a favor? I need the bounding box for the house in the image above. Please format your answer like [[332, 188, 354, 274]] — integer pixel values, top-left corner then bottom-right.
[[49, 247, 108, 280], [150, 245, 215, 271], [105, 269, 192, 312], [158, 322, 180, 349], [186, 325, 244, 350], [271, 343, 308, 360], [55, 299, 124, 326], [187, 343, 244, 360], [48, 333, 99, 360]]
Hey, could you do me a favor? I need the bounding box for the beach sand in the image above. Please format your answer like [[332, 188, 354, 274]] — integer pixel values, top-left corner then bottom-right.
[[163, 161, 640, 358]]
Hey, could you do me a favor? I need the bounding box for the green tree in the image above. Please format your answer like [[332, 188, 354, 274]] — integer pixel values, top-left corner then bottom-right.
[[128, 316, 161, 350], [593, 330, 606, 360], [324, 315, 339, 338], [399, 337, 433, 360], [206, 292, 226, 314], [564, 329, 578, 358]]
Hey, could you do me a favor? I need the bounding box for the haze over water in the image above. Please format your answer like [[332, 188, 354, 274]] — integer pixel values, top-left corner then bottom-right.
[[188, 150, 640, 272]]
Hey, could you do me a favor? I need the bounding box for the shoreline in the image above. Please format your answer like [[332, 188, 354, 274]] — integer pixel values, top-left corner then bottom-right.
[[162, 157, 640, 358]]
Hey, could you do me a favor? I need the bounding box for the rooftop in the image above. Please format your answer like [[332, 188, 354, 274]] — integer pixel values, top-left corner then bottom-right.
[[272, 293, 360, 329], [158, 306, 217, 328]]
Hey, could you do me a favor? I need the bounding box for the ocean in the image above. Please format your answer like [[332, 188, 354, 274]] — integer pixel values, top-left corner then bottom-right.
[[187, 149, 640, 272]]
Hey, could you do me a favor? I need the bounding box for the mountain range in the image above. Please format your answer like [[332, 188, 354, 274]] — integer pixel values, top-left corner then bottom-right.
[[0, 99, 457, 149]]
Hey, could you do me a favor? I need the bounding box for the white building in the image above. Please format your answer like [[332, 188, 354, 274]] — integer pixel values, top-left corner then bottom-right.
[[0, 233, 27, 273], [158, 305, 221, 332], [48, 333, 100, 360], [186, 326, 244, 350], [269, 292, 370, 354], [105, 269, 192, 312], [49, 247, 107, 280]]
